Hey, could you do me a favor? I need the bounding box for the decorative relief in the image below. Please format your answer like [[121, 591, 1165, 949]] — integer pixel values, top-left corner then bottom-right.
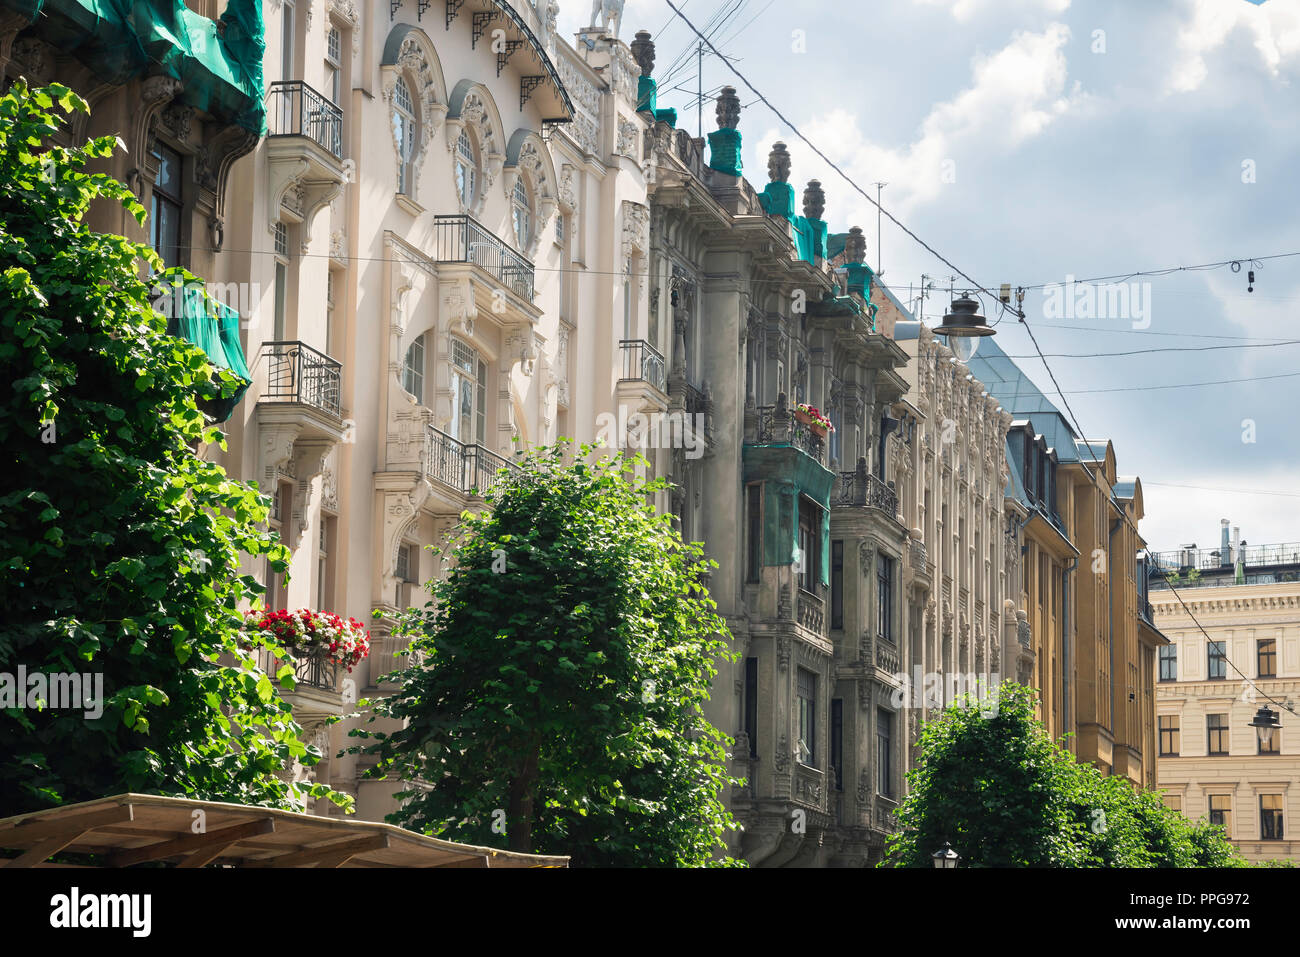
[[777, 636, 791, 670], [616, 117, 639, 159]]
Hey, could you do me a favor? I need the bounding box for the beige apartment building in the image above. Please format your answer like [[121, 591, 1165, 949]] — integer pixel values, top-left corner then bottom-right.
[[1149, 530, 1300, 863]]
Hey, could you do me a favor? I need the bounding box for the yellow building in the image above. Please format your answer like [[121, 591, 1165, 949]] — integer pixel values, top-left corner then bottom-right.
[[1149, 533, 1300, 863], [968, 337, 1163, 786]]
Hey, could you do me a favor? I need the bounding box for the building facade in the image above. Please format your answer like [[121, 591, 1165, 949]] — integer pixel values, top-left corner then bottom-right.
[[1149, 530, 1300, 862], [968, 336, 1164, 786]]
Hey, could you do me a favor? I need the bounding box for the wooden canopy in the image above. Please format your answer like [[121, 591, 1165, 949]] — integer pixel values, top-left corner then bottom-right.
[[0, 794, 567, 868]]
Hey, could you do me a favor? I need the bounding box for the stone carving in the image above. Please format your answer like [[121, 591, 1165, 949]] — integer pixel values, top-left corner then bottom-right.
[[859, 542, 874, 578], [160, 103, 194, 142], [803, 180, 826, 221], [616, 117, 639, 158], [630, 29, 655, 77], [715, 86, 740, 129], [844, 226, 867, 265], [621, 199, 649, 265], [768, 141, 791, 183], [777, 636, 791, 670], [588, 0, 625, 38], [774, 733, 789, 773]]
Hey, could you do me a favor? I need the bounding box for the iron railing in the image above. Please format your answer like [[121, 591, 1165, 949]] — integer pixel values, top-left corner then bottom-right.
[[426, 426, 517, 496], [266, 80, 343, 158], [754, 405, 826, 464], [619, 339, 667, 392], [432, 214, 535, 301], [833, 469, 898, 516], [259, 341, 342, 418], [261, 645, 338, 692], [1149, 542, 1300, 573]]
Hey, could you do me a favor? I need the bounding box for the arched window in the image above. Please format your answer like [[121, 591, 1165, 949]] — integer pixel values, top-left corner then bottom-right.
[[402, 333, 425, 402], [393, 77, 416, 194], [451, 339, 487, 445], [512, 176, 532, 249], [455, 129, 478, 208]]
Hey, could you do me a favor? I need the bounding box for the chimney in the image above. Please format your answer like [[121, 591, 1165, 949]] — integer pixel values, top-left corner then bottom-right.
[[1221, 519, 1231, 567]]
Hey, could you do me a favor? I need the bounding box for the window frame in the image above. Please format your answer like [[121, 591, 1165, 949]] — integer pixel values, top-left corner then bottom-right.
[[1261, 794, 1284, 840], [1158, 642, 1177, 682], [1258, 638, 1277, 679], [1207, 712, 1229, 756], [402, 333, 426, 403], [1158, 714, 1179, 756], [876, 707, 893, 797], [1208, 794, 1232, 835], [796, 667, 817, 768], [455, 128, 479, 210], [877, 552, 893, 642], [149, 142, 183, 269], [1207, 640, 1228, 680], [393, 75, 417, 195]]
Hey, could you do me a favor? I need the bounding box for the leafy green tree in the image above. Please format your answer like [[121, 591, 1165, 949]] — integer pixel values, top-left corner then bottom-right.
[[354, 443, 743, 866], [0, 80, 341, 814], [885, 682, 1246, 867]]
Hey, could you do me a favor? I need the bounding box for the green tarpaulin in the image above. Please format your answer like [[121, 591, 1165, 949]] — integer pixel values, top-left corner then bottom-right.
[[158, 271, 251, 422], [1, 0, 265, 133], [743, 444, 834, 586]]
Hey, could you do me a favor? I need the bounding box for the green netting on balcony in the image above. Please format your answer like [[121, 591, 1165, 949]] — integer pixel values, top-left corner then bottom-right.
[[0, 0, 265, 134], [636, 76, 676, 127], [743, 444, 834, 586], [157, 271, 251, 422]]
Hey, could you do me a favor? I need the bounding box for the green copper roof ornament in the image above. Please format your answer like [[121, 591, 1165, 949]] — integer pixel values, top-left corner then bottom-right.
[[707, 85, 742, 177]]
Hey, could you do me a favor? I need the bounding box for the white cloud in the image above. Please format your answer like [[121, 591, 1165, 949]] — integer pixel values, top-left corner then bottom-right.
[[1168, 0, 1300, 94], [749, 24, 1080, 229], [912, 0, 1070, 23]]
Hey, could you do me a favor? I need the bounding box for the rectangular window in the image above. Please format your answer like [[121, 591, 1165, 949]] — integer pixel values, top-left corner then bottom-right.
[[1261, 795, 1284, 840], [796, 667, 816, 767], [1208, 640, 1227, 680], [744, 657, 758, 758], [316, 514, 335, 610], [830, 540, 844, 630], [831, 699, 843, 791], [1164, 794, 1182, 813], [1258, 638, 1277, 678], [877, 553, 893, 641], [1158, 643, 1177, 682], [402, 334, 425, 403], [746, 484, 762, 584], [797, 498, 817, 594], [149, 144, 182, 269], [266, 482, 293, 612], [1159, 714, 1179, 756], [281, 0, 295, 81], [476, 359, 487, 445], [1209, 794, 1232, 835], [876, 708, 893, 797], [1207, 713, 1229, 755], [325, 25, 342, 103]]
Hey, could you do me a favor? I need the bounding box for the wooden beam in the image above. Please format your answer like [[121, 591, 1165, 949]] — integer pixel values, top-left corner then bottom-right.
[[109, 818, 275, 867], [266, 833, 388, 868], [0, 804, 133, 846], [2, 831, 90, 868], [434, 854, 491, 868]]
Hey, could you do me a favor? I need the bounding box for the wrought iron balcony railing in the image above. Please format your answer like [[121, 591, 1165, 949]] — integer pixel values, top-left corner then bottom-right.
[[426, 425, 518, 496], [752, 403, 826, 464], [260, 645, 338, 693], [259, 341, 342, 418], [619, 339, 667, 393], [432, 214, 535, 302], [833, 468, 898, 517], [266, 80, 343, 158]]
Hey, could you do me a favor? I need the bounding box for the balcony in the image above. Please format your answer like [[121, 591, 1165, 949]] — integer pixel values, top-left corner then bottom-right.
[[426, 426, 519, 497], [909, 539, 927, 572], [797, 588, 824, 634], [265, 81, 346, 232], [258, 645, 343, 721], [752, 402, 826, 466], [432, 214, 535, 302], [832, 466, 898, 518], [620, 339, 667, 393], [259, 341, 342, 420], [267, 80, 343, 158]]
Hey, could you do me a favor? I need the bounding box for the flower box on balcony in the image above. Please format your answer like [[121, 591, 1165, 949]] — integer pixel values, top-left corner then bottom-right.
[[794, 404, 833, 437]]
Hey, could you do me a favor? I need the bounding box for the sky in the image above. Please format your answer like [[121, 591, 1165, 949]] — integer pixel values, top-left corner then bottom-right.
[[557, 0, 1300, 552]]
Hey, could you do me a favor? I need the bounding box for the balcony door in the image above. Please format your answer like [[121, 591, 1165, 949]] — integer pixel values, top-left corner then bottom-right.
[[450, 339, 487, 447]]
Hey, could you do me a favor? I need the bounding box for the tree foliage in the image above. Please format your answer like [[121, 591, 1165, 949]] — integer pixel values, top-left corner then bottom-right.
[[354, 443, 743, 866], [0, 80, 341, 814], [884, 683, 1246, 867]]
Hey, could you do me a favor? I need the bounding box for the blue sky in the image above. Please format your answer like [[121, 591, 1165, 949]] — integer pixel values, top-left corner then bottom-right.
[[559, 0, 1300, 551]]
